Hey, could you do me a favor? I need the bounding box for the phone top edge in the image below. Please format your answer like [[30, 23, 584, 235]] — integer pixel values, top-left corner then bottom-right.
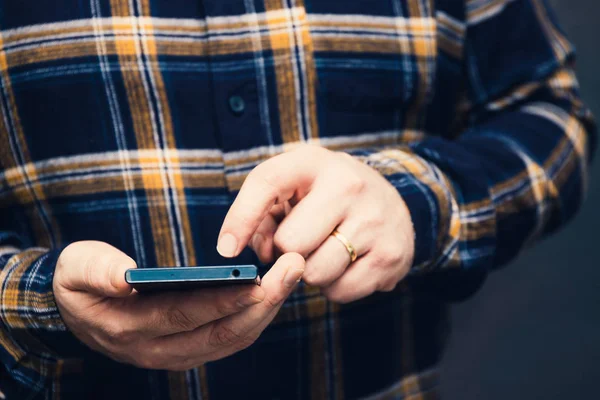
[[125, 265, 258, 284], [132, 265, 257, 271]]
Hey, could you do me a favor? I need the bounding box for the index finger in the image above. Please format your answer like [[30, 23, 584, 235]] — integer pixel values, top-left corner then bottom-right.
[[206, 252, 305, 349], [217, 148, 320, 258], [116, 283, 266, 337], [153, 253, 305, 362]]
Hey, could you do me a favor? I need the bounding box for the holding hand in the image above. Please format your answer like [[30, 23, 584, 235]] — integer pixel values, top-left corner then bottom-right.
[[218, 145, 415, 304], [54, 241, 304, 370]]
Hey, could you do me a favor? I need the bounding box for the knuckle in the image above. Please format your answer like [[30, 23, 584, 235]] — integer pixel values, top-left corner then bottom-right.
[[146, 345, 200, 371], [210, 324, 243, 348], [292, 144, 318, 159], [246, 164, 263, 181], [373, 246, 400, 266], [362, 210, 386, 230], [343, 173, 366, 195], [296, 144, 314, 154], [367, 254, 385, 269], [253, 167, 280, 197], [273, 230, 296, 254], [234, 334, 259, 352], [135, 346, 164, 370], [379, 280, 398, 292], [135, 354, 160, 370], [84, 257, 103, 292], [103, 321, 136, 345], [85, 254, 118, 291], [302, 269, 323, 287], [147, 342, 166, 360], [165, 305, 197, 332], [263, 291, 285, 309], [324, 290, 347, 304], [57, 243, 78, 268], [337, 151, 354, 161], [133, 343, 169, 370], [105, 349, 130, 365], [61, 241, 81, 255], [248, 234, 259, 251]]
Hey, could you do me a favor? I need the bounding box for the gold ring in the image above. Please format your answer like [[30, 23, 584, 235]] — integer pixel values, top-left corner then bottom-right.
[[331, 229, 358, 263]]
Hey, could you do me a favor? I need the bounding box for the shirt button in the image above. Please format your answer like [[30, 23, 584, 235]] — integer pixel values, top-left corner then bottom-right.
[[228, 95, 245, 115]]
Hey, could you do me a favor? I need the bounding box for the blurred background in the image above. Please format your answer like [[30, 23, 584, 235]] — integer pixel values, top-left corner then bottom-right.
[[441, 1, 600, 398]]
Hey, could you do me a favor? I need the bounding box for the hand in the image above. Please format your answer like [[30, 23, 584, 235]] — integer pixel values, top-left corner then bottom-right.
[[217, 145, 414, 304], [53, 241, 304, 370]]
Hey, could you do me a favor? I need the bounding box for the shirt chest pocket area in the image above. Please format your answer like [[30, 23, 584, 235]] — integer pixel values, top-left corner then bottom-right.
[[1, 22, 124, 161], [309, 9, 437, 138]]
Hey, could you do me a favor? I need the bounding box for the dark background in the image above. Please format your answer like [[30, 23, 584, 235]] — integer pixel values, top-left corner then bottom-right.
[[441, 1, 600, 398]]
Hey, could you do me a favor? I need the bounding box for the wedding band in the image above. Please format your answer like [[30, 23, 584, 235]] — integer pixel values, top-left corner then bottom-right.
[[331, 229, 358, 263]]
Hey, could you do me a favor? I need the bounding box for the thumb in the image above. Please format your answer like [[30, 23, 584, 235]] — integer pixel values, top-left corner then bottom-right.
[[56, 241, 136, 297], [259, 252, 305, 305]]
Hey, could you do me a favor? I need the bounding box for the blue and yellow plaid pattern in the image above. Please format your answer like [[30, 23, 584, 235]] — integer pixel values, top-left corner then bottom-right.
[[0, 0, 595, 399]]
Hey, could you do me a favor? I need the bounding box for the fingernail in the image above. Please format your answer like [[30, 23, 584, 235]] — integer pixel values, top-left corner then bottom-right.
[[217, 233, 238, 257], [236, 293, 264, 308], [251, 233, 264, 252], [283, 267, 304, 288]]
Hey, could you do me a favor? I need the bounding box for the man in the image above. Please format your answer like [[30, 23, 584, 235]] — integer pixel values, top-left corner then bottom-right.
[[0, 0, 595, 398]]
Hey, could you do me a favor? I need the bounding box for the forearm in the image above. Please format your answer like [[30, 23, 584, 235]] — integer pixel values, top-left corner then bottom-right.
[[350, 66, 595, 276]]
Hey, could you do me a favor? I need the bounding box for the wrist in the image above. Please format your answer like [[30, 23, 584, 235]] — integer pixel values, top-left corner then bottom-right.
[[344, 149, 442, 270]]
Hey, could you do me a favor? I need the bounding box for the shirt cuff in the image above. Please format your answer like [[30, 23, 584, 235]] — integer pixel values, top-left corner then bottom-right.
[[0, 247, 90, 365]]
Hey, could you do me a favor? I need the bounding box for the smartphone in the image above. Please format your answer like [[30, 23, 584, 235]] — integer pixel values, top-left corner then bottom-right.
[[125, 265, 260, 293]]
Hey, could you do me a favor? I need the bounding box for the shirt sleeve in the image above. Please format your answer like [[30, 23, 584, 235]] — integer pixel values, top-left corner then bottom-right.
[[348, 0, 596, 291], [0, 233, 86, 397]]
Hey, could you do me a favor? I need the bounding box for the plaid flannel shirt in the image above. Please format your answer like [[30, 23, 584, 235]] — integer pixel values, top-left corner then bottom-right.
[[0, 0, 595, 399]]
